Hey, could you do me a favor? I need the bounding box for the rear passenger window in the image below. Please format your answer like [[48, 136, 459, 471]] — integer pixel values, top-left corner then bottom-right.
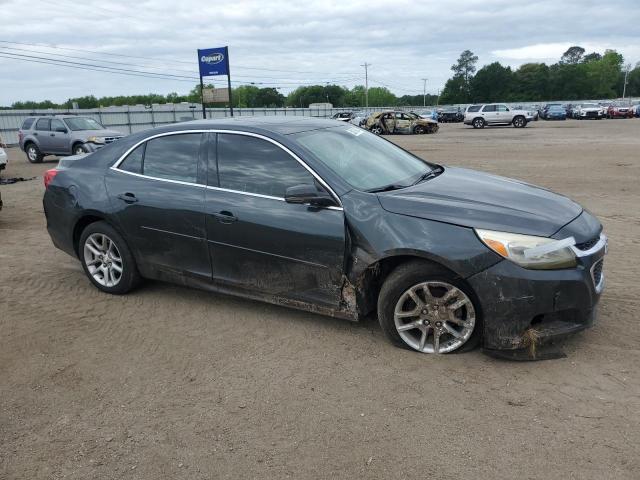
[[119, 144, 144, 174], [143, 133, 202, 183], [217, 134, 315, 198], [21, 118, 35, 130], [482, 105, 496, 112], [35, 118, 51, 131], [467, 105, 481, 112]]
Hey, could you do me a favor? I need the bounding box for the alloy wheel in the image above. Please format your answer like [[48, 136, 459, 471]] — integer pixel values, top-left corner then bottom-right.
[[394, 281, 476, 353], [83, 233, 123, 287], [27, 146, 38, 161]]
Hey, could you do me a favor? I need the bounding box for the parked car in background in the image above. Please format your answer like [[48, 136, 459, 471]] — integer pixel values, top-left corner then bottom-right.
[[0, 134, 7, 171], [366, 111, 439, 135], [331, 112, 355, 122], [607, 104, 633, 119], [414, 109, 439, 121], [634, 104, 640, 117], [349, 111, 371, 127], [573, 103, 604, 120], [0, 145, 7, 171], [512, 105, 539, 121], [42, 117, 607, 358], [438, 107, 464, 123], [464, 103, 530, 128], [544, 105, 567, 120], [18, 115, 124, 163], [540, 103, 564, 120]]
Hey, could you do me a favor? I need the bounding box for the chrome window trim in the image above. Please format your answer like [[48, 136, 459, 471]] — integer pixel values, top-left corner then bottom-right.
[[109, 129, 343, 210]]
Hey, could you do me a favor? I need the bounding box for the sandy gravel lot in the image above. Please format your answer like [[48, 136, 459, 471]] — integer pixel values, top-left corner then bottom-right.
[[1, 119, 639, 479]]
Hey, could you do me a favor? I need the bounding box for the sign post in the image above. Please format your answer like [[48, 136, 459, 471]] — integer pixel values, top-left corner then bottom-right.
[[197, 46, 233, 117]]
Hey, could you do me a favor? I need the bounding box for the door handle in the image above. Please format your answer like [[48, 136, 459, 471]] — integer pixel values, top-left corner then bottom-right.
[[117, 193, 138, 203], [211, 210, 237, 224], [50, 133, 55, 136]]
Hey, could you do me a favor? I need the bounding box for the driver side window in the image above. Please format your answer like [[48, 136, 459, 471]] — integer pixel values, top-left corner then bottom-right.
[[216, 134, 315, 198]]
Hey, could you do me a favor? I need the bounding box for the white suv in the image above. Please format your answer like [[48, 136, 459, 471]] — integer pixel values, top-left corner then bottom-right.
[[464, 103, 531, 129]]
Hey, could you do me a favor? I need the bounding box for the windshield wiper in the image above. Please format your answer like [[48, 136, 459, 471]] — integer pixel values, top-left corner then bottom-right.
[[412, 166, 444, 185], [366, 184, 408, 193]]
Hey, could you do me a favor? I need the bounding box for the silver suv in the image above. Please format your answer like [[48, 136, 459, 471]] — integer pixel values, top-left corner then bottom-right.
[[463, 103, 532, 129], [18, 115, 124, 163]]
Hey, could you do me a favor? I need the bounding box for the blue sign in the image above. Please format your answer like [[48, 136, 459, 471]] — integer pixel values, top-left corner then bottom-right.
[[198, 46, 229, 77]]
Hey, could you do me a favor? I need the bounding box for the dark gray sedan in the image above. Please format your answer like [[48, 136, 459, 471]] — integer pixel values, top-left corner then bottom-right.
[[43, 117, 607, 358]]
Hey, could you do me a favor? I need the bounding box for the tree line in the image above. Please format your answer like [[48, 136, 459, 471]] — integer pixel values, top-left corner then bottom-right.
[[439, 46, 640, 104], [4, 45, 639, 110]]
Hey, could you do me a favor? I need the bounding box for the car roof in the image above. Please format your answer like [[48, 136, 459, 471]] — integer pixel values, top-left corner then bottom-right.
[[147, 116, 345, 136]]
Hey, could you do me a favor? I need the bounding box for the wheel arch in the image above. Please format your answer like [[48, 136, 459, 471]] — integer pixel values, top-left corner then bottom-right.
[[352, 252, 469, 318], [72, 213, 127, 258]]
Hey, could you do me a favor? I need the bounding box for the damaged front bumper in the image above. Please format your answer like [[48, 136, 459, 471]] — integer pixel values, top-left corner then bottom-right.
[[467, 234, 606, 359]]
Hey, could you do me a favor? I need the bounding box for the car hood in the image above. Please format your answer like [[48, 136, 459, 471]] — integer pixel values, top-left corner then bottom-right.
[[377, 166, 582, 237]]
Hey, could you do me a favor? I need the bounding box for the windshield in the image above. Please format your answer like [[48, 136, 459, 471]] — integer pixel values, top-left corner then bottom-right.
[[292, 125, 434, 192], [64, 117, 105, 131], [549, 106, 564, 111]]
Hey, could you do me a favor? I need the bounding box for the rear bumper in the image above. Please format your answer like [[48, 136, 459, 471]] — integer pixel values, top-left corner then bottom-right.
[[467, 238, 605, 356]]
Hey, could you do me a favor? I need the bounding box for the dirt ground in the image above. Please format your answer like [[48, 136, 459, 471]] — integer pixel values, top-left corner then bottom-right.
[[1, 119, 639, 479]]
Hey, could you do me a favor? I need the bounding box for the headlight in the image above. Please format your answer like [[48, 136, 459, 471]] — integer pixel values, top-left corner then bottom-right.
[[475, 229, 577, 269], [87, 136, 105, 144]]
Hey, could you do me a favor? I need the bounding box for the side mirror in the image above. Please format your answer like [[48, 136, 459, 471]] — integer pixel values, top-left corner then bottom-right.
[[285, 184, 337, 207], [55, 127, 68, 133]]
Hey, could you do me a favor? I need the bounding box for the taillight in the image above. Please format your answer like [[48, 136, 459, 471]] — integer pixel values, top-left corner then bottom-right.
[[44, 169, 58, 189]]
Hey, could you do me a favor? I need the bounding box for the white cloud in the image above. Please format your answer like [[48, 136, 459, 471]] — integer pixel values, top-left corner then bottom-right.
[[1, 0, 639, 104]]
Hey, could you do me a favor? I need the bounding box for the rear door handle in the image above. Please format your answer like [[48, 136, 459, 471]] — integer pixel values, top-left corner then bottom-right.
[[50, 133, 55, 137], [117, 193, 138, 203], [211, 210, 237, 224]]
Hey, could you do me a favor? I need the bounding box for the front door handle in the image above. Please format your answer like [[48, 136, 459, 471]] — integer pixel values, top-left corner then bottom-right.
[[211, 211, 237, 224], [117, 193, 138, 204], [50, 133, 55, 137]]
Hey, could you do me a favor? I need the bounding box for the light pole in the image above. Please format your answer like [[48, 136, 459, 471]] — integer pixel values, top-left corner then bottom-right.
[[622, 64, 631, 100], [422, 78, 428, 107], [361, 62, 371, 107]]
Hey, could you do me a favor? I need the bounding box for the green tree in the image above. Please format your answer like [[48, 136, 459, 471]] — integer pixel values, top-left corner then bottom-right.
[[561, 46, 585, 64], [450, 50, 478, 101], [470, 62, 514, 102], [513, 63, 550, 101], [439, 75, 466, 104]]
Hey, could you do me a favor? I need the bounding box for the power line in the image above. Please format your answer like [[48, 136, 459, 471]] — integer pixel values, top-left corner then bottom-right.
[[0, 40, 361, 76]]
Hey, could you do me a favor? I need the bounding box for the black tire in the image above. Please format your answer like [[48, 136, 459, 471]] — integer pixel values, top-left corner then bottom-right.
[[377, 260, 481, 354], [25, 143, 43, 163], [73, 143, 88, 155], [512, 115, 527, 128], [414, 125, 426, 134], [472, 117, 485, 129], [370, 125, 383, 135], [78, 221, 141, 295]]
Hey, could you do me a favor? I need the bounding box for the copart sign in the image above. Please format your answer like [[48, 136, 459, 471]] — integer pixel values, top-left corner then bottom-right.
[[197, 46, 229, 77]]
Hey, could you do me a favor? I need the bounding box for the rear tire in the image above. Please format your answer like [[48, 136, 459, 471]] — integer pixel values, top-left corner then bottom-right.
[[79, 221, 141, 295], [472, 118, 485, 129], [377, 260, 481, 354], [25, 143, 43, 163], [370, 125, 383, 135], [414, 125, 426, 134]]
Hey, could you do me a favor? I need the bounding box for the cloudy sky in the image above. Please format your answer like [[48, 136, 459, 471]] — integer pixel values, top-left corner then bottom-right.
[[1, 0, 639, 105]]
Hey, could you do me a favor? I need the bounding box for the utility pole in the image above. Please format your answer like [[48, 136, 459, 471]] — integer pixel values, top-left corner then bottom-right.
[[622, 64, 631, 100], [361, 62, 370, 107], [421, 78, 428, 107]]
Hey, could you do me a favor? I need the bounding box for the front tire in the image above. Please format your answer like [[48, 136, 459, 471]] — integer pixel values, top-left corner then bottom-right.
[[73, 144, 88, 155], [370, 126, 383, 135], [377, 261, 480, 354], [79, 221, 140, 294], [25, 143, 43, 163], [414, 125, 426, 134], [512, 115, 527, 128], [472, 118, 485, 129]]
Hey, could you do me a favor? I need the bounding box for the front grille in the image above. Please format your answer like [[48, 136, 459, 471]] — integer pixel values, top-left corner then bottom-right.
[[591, 259, 604, 291], [575, 237, 599, 251], [104, 136, 122, 144]]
